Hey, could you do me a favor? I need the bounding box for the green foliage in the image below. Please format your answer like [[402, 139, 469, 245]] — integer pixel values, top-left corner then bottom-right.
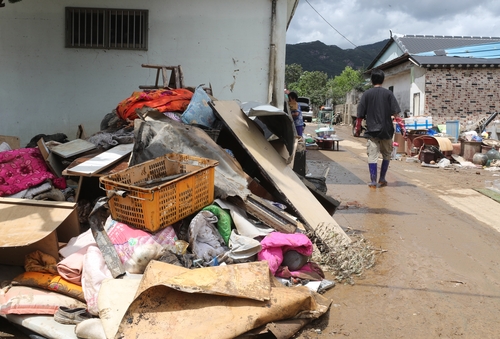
[[326, 67, 367, 105], [285, 64, 303, 88], [284, 39, 386, 108], [288, 71, 329, 107]]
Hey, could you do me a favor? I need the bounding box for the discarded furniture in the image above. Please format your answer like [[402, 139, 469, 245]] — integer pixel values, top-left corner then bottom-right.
[[315, 137, 343, 151], [139, 64, 184, 89]]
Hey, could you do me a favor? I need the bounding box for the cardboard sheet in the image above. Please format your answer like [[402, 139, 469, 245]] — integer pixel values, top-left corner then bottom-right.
[[0, 198, 80, 265], [212, 101, 350, 244], [115, 261, 331, 339], [98, 278, 142, 339]]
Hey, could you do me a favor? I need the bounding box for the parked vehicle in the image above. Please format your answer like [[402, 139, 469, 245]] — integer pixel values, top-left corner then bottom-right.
[[297, 97, 313, 122]]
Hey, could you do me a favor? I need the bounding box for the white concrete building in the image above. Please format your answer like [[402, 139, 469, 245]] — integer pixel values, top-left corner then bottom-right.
[[0, 0, 298, 146]]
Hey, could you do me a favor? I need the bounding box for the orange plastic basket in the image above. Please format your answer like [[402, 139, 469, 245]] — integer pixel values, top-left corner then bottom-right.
[[99, 153, 218, 232]]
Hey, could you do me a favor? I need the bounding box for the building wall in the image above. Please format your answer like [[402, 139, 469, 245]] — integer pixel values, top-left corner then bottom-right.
[[383, 66, 411, 114], [373, 43, 403, 68], [0, 0, 289, 146], [409, 66, 427, 117], [424, 68, 500, 126]]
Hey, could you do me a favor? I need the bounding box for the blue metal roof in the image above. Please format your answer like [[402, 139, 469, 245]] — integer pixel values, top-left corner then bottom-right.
[[415, 42, 500, 59]]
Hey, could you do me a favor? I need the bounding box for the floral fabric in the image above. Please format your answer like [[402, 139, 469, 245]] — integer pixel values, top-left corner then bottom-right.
[[116, 89, 193, 120], [0, 148, 55, 197]]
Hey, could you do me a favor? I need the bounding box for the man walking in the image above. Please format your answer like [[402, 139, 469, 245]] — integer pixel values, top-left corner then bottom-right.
[[355, 69, 401, 188]]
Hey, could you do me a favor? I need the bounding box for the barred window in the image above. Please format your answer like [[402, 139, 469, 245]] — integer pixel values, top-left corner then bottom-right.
[[65, 7, 148, 50]]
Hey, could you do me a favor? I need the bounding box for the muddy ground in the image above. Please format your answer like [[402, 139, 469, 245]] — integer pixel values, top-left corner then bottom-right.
[[296, 124, 500, 338], [2, 124, 500, 339]]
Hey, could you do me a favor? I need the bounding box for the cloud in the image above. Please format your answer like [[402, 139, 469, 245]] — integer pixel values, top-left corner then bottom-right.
[[287, 0, 500, 49]]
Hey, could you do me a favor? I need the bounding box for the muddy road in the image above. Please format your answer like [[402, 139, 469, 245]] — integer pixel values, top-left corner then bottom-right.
[[298, 124, 500, 338]]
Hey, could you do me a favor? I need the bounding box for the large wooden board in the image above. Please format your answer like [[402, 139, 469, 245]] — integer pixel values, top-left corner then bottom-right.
[[212, 101, 349, 243], [0, 198, 79, 265]]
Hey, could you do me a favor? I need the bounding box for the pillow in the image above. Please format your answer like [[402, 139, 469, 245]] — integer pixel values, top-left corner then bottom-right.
[[181, 85, 216, 128], [12, 272, 85, 302], [0, 285, 86, 315]]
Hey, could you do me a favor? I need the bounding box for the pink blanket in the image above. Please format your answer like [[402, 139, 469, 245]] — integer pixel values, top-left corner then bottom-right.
[[57, 247, 88, 285], [0, 148, 55, 196], [257, 232, 324, 281]]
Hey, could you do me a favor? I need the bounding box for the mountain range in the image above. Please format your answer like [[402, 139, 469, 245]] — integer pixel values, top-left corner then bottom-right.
[[285, 39, 389, 78]]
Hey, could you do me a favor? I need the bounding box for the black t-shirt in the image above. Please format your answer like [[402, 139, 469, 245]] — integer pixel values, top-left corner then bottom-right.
[[357, 87, 401, 139]]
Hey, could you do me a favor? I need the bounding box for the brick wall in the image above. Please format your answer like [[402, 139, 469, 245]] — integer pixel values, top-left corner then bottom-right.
[[424, 68, 500, 127]]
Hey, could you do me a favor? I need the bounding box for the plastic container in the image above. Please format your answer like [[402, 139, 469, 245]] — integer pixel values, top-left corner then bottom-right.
[[461, 141, 482, 162], [99, 153, 219, 232], [486, 149, 500, 160], [472, 153, 488, 166], [445, 120, 460, 142]]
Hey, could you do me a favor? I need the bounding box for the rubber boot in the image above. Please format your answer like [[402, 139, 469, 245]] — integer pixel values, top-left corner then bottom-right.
[[378, 159, 390, 187], [368, 163, 377, 188]]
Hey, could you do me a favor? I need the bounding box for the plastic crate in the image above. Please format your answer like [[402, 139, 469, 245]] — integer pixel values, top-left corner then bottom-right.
[[99, 153, 218, 232]]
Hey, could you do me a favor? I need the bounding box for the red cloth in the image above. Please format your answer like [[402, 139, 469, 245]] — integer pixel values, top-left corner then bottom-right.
[[0, 148, 55, 197], [53, 177, 67, 189], [116, 89, 193, 120]]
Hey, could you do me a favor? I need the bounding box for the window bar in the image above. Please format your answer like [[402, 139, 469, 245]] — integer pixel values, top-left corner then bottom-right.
[[77, 9, 80, 47], [114, 10, 117, 48], [90, 9, 93, 47], [96, 10, 99, 47], [139, 12, 143, 48], [108, 11, 112, 48], [132, 11, 136, 48], [71, 10, 75, 47], [84, 9, 87, 46], [102, 10, 105, 48], [126, 11, 129, 49], [121, 10, 124, 48], [109, 11, 111, 48]]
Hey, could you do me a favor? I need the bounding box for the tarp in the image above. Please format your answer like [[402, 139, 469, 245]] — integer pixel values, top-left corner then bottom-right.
[[131, 115, 250, 200]]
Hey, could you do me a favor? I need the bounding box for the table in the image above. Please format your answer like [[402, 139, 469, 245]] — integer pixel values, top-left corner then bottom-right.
[[315, 137, 343, 151]]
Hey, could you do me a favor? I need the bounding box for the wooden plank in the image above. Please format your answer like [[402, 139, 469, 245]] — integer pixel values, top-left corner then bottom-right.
[[178, 65, 185, 88], [0, 135, 20, 149], [51, 139, 96, 158], [63, 143, 133, 176], [212, 101, 350, 244], [161, 67, 168, 87], [244, 194, 297, 234], [141, 64, 176, 70]]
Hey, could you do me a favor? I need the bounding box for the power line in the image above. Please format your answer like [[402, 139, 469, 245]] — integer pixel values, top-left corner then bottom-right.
[[304, 0, 358, 49]]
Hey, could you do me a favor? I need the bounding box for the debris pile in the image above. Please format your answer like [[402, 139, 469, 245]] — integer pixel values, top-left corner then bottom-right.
[[0, 84, 362, 339]]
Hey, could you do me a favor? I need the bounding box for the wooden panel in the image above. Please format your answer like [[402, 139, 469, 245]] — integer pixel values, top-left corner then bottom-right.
[[212, 101, 349, 244], [0, 198, 79, 265], [0, 135, 20, 149]]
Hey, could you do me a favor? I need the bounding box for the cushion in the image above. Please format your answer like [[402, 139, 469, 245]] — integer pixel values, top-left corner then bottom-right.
[[12, 272, 85, 302], [181, 85, 216, 128], [0, 285, 86, 315]]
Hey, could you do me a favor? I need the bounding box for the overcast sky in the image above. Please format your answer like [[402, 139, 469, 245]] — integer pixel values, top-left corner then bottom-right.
[[286, 0, 500, 50]]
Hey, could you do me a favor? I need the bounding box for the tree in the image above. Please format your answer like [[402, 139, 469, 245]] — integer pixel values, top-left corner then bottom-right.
[[326, 66, 367, 105], [288, 71, 329, 108], [285, 63, 303, 89]]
